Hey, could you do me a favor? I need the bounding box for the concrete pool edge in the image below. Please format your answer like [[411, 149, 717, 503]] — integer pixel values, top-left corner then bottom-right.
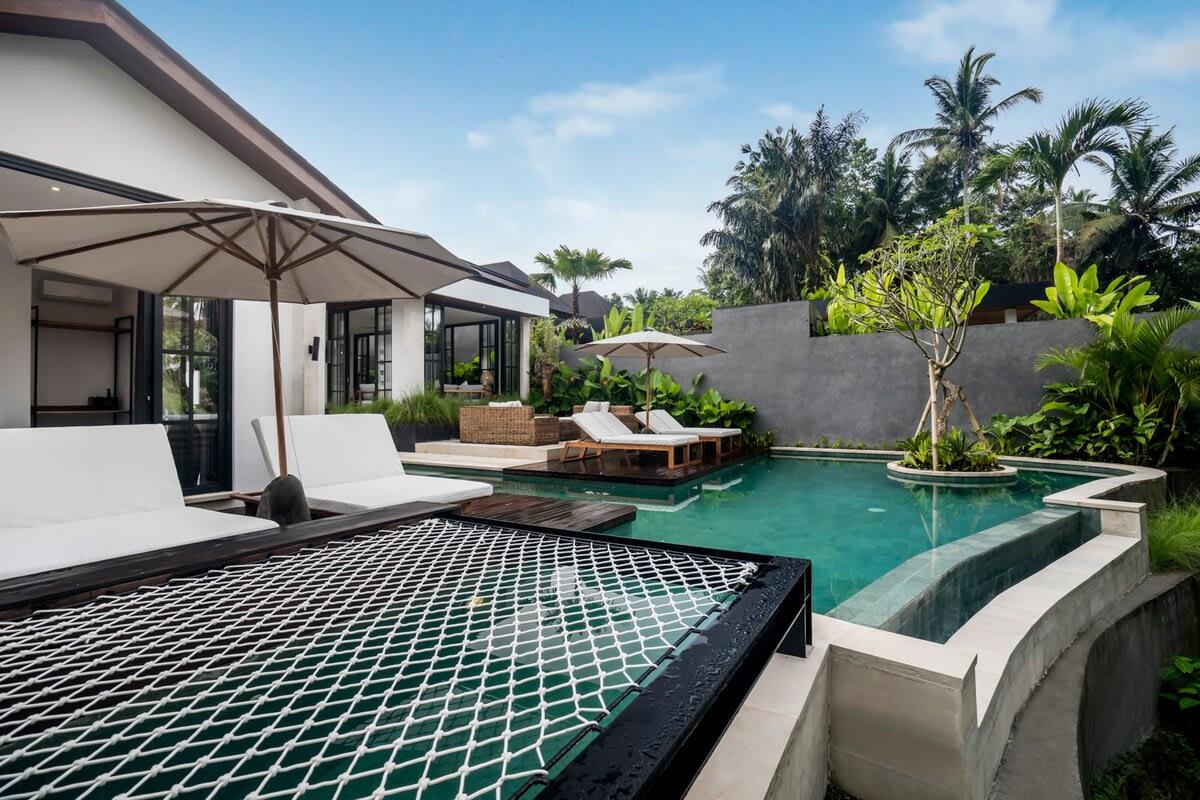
[[686, 453, 1162, 800]]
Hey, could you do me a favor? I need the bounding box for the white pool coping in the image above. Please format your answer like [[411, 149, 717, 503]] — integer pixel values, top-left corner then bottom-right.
[[686, 451, 1162, 800]]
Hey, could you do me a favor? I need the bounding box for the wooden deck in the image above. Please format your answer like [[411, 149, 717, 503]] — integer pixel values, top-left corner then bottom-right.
[[456, 492, 636, 533], [503, 450, 763, 486]]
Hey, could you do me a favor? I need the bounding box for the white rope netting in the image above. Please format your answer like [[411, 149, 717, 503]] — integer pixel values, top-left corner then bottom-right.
[[0, 518, 757, 800]]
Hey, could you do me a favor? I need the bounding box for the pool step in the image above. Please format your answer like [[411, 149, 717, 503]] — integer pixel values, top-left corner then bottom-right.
[[400, 451, 539, 472], [414, 439, 565, 462]]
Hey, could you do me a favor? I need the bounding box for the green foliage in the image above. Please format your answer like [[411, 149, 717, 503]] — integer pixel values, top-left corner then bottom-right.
[[529, 357, 757, 432], [530, 245, 632, 327], [592, 303, 655, 340], [1030, 262, 1157, 325], [328, 390, 459, 427], [812, 265, 888, 335], [1148, 498, 1200, 572], [743, 430, 775, 451], [983, 308, 1200, 466], [1162, 656, 1200, 713], [646, 292, 715, 335], [896, 428, 1000, 472], [451, 355, 481, 383], [529, 317, 567, 399], [1089, 730, 1200, 800]]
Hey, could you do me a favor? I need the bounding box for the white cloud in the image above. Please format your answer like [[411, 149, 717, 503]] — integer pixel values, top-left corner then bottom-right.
[[465, 130, 492, 149], [761, 102, 804, 122], [385, 178, 442, 217], [887, 0, 1057, 62], [466, 66, 724, 172], [887, 0, 1200, 80]]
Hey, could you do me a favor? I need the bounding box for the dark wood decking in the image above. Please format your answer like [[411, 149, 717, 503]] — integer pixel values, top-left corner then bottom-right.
[[456, 492, 636, 533], [503, 451, 763, 486]]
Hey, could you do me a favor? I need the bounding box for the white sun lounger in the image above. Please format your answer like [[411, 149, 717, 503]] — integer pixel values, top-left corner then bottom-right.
[[252, 414, 493, 510], [563, 411, 700, 468], [644, 409, 743, 456], [0, 424, 278, 581]]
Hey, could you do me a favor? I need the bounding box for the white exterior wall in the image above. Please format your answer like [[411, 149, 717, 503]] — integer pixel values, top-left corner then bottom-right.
[[0, 33, 301, 491], [392, 298, 427, 398], [436, 279, 550, 319]]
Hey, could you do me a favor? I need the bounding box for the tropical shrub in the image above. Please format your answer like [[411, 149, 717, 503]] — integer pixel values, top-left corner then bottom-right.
[[1148, 498, 1200, 572], [451, 355, 481, 383], [528, 356, 758, 431], [592, 303, 654, 340], [530, 317, 567, 401], [1162, 656, 1200, 713], [648, 292, 715, 335], [811, 265, 888, 335], [1030, 262, 1157, 326], [328, 391, 458, 427], [982, 308, 1200, 466], [896, 428, 1000, 472]]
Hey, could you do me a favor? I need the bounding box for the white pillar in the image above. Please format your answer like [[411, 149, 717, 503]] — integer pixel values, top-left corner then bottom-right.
[[0, 246, 31, 428], [519, 316, 533, 400], [301, 303, 326, 413], [392, 297, 426, 398]]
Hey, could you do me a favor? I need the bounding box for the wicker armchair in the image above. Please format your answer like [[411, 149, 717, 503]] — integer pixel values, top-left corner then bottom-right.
[[459, 405, 560, 446]]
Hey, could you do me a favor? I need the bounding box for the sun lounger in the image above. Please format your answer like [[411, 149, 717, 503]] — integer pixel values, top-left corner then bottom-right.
[[0, 424, 278, 580], [563, 411, 700, 469], [644, 409, 743, 456], [252, 414, 493, 509]]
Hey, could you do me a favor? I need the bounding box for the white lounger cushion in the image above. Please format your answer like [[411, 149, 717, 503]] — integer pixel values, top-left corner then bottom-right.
[[647, 409, 740, 438], [252, 414, 492, 508], [572, 412, 698, 446], [0, 508, 278, 581], [307, 475, 495, 510], [0, 424, 187, 527]]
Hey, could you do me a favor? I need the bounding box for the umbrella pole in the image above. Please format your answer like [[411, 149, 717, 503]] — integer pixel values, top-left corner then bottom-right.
[[268, 276, 288, 476], [644, 349, 651, 428]]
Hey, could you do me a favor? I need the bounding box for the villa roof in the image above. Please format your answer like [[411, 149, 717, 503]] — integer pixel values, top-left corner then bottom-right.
[[977, 282, 1049, 309], [0, 0, 377, 222], [559, 290, 614, 320]]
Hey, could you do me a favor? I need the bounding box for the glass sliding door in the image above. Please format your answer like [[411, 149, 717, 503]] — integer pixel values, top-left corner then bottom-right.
[[479, 320, 498, 393], [501, 317, 519, 394], [326, 303, 392, 406], [157, 297, 231, 495], [424, 303, 444, 391]]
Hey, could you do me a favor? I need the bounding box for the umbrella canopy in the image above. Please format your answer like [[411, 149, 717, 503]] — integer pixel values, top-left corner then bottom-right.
[[0, 199, 471, 301], [0, 199, 476, 478], [574, 330, 725, 424]]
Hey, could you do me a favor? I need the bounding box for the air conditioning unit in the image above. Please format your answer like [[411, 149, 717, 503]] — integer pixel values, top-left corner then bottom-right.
[[40, 279, 113, 305]]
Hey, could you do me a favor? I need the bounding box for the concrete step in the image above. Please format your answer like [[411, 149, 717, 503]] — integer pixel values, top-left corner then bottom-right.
[[400, 451, 538, 472], [414, 439, 564, 462]]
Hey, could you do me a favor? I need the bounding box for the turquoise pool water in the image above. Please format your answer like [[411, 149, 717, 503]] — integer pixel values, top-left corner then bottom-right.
[[416, 456, 1092, 613]]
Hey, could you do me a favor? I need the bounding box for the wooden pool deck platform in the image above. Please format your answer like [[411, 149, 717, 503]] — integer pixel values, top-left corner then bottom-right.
[[457, 492, 636, 533], [502, 450, 763, 486]]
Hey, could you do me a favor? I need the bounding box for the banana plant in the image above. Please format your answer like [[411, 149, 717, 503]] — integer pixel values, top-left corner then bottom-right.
[[1031, 262, 1157, 327], [591, 303, 656, 340]]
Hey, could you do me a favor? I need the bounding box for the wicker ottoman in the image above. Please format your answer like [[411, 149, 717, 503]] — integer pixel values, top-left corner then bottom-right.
[[459, 405, 560, 446]]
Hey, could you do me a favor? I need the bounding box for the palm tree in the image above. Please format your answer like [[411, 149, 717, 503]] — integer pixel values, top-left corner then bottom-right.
[[530, 245, 632, 326], [1072, 128, 1200, 274], [975, 98, 1150, 263], [702, 107, 863, 301], [857, 146, 913, 250], [892, 46, 1043, 224]]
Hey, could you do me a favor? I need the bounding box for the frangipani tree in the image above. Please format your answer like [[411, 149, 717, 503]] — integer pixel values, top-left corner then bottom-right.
[[838, 211, 994, 469]]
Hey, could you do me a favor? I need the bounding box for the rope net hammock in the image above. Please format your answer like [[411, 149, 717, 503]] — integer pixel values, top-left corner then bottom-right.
[[0, 518, 757, 800]]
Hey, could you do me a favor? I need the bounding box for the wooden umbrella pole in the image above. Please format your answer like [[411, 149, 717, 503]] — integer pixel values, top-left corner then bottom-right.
[[269, 276, 287, 476], [644, 348, 652, 428]]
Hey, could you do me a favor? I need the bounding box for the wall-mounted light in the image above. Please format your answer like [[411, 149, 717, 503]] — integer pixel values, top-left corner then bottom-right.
[[308, 335, 321, 361]]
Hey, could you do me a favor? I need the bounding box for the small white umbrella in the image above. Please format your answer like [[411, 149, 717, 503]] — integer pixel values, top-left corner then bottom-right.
[[0, 199, 474, 476], [574, 329, 726, 426]]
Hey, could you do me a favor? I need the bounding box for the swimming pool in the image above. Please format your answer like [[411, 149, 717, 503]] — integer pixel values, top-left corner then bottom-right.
[[413, 456, 1092, 614]]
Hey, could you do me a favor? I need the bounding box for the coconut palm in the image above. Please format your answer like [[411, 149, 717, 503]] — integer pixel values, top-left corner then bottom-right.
[[892, 46, 1043, 224], [1072, 128, 1200, 275], [530, 245, 632, 327], [702, 107, 864, 300], [975, 98, 1150, 264], [856, 146, 913, 250]]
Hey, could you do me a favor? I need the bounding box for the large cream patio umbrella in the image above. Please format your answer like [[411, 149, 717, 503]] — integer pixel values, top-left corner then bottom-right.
[[574, 329, 726, 426], [0, 198, 475, 477]]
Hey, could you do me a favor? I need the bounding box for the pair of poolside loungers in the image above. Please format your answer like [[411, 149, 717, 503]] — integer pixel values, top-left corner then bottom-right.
[[563, 409, 742, 468], [0, 414, 491, 581]]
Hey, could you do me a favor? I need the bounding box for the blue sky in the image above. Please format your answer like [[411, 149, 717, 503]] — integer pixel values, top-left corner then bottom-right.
[[124, 0, 1200, 294]]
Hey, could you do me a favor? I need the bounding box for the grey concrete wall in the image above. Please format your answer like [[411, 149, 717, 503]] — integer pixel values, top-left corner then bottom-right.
[[565, 302, 1200, 445]]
